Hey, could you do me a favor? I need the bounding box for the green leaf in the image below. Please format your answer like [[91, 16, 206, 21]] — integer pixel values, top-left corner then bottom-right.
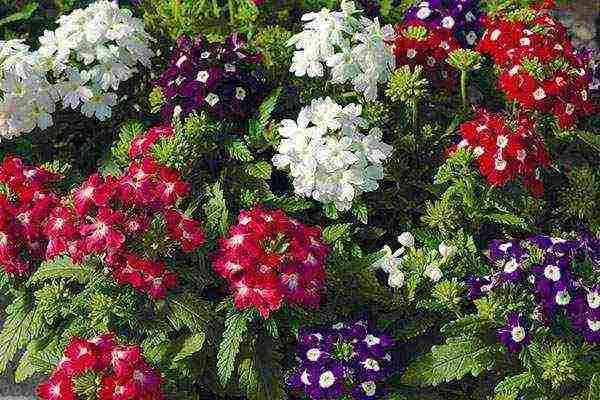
[[264, 195, 313, 213], [482, 213, 529, 230], [227, 139, 254, 162], [402, 336, 499, 387], [590, 374, 600, 400], [578, 131, 600, 152], [258, 87, 282, 128], [440, 315, 494, 337], [28, 256, 93, 285], [217, 310, 249, 386], [172, 332, 206, 363], [322, 223, 353, 244], [246, 161, 272, 180], [203, 182, 230, 237], [494, 372, 533, 399], [0, 3, 38, 27], [168, 293, 214, 332], [14, 339, 41, 382], [249, 334, 286, 400], [0, 296, 43, 374]]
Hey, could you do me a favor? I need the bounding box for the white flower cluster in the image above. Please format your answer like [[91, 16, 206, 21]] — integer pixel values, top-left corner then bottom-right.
[[273, 97, 393, 211], [287, 0, 396, 101], [0, 0, 153, 140], [371, 232, 459, 289]]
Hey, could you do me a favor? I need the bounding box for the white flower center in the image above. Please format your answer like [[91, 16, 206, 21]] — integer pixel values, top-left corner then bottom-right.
[[361, 381, 377, 396], [496, 135, 508, 148], [301, 370, 311, 385], [416, 7, 431, 19], [407, 49, 417, 59], [235, 87, 246, 100], [495, 158, 507, 171], [517, 149, 527, 162], [511, 326, 526, 343], [587, 319, 600, 332], [533, 88, 546, 101], [306, 348, 321, 362], [555, 290, 571, 306], [565, 103, 575, 115], [490, 29, 501, 41], [318, 371, 336, 388], [205, 93, 220, 106], [587, 292, 600, 309], [362, 358, 380, 371], [196, 70, 209, 83], [441, 16, 455, 29], [364, 334, 380, 347], [503, 259, 519, 273], [543, 265, 561, 281]]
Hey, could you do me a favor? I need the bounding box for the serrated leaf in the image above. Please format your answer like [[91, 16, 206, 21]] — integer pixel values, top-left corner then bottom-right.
[[265, 195, 313, 213], [28, 256, 92, 285], [0, 3, 38, 26], [578, 131, 600, 152], [203, 182, 229, 237], [14, 339, 41, 382], [258, 87, 282, 128], [0, 296, 43, 374], [168, 293, 213, 332], [440, 315, 494, 337], [228, 139, 254, 162], [590, 374, 600, 400], [322, 223, 353, 244], [217, 311, 249, 386], [246, 161, 272, 180], [172, 332, 206, 363], [482, 213, 529, 230], [494, 372, 532, 398], [402, 336, 499, 387]]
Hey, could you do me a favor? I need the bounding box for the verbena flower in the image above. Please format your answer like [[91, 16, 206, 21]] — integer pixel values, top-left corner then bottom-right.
[[447, 109, 550, 196], [288, 320, 395, 399], [288, 1, 395, 101], [38, 333, 165, 400], [273, 97, 393, 210], [403, 0, 485, 47], [0, 1, 153, 139], [155, 33, 263, 123], [212, 207, 329, 318], [497, 313, 532, 353]]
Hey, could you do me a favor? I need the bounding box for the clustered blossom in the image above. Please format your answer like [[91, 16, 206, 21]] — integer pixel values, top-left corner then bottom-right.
[[155, 33, 263, 123], [212, 207, 329, 318], [403, 0, 485, 47], [0, 157, 61, 276], [288, 320, 395, 399], [287, 1, 396, 100], [37, 333, 164, 400], [477, 8, 596, 128], [0, 1, 153, 139], [393, 22, 460, 88], [467, 233, 600, 348], [273, 97, 393, 210], [0, 126, 205, 299], [448, 109, 550, 196]]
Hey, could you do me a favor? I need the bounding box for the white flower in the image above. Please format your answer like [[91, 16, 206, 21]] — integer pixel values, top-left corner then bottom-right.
[[318, 371, 336, 389], [388, 270, 405, 288], [438, 242, 457, 259], [80, 91, 117, 120], [372, 245, 404, 274], [425, 263, 442, 282], [397, 232, 415, 248], [273, 98, 392, 210], [59, 69, 94, 109]]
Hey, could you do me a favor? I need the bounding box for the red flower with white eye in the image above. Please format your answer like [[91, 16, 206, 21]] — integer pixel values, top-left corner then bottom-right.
[[79, 207, 125, 255], [212, 207, 329, 318], [97, 375, 138, 400], [155, 166, 189, 206], [37, 371, 75, 400], [62, 337, 99, 375], [111, 345, 142, 378], [129, 126, 174, 159], [131, 361, 163, 394], [165, 209, 205, 252], [73, 173, 113, 216]]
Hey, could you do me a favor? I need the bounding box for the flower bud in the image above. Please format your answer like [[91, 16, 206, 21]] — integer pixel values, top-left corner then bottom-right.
[[397, 232, 415, 248], [438, 242, 457, 259], [388, 270, 405, 288]]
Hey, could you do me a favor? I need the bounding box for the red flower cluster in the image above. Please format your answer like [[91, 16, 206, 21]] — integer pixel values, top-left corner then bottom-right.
[[38, 333, 164, 400], [477, 9, 595, 128], [0, 156, 61, 276], [212, 207, 329, 318], [0, 126, 205, 299], [448, 109, 550, 196], [393, 22, 460, 88]]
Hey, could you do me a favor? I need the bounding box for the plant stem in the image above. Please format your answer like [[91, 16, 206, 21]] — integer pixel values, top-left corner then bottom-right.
[[460, 69, 468, 111], [411, 99, 419, 132], [228, 0, 235, 25]]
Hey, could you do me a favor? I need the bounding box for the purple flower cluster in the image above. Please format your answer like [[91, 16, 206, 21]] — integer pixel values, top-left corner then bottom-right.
[[155, 33, 264, 123], [403, 0, 485, 47], [468, 233, 600, 350], [288, 320, 395, 400]]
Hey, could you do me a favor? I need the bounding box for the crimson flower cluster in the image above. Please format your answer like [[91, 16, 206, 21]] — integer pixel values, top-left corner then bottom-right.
[[393, 22, 460, 88], [0, 157, 61, 276], [155, 33, 264, 123], [467, 233, 600, 351], [288, 320, 395, 400], [0, 126, 205, 299], [212, 206, 329, 318], [448, 109, 550, 196], [37, 333, 164, 400], [476, 8, 596, 128], [403, 0, 485, 47]]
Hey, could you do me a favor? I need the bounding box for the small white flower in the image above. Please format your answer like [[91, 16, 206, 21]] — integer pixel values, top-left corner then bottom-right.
[[555, 290, 571, 306], [533, 88, 546, 101], [235, 87, 247, 100], [364, 334, 381, 347], [407, 49, 417, 59], [361, 358, 380, 371], [306, 348, 321, 362], [441, 16, 455, 29], [495, 157, 507, 171], [503, 259, 519, 273], [300, 370, 312, 386], [425, 263, 442, 282], [490, 29, 501, 41], [416, 7, 432, 19], [388, 270, 405, 288], [587, 291, 600, 309], [205, 93, 220, 106], [318, 371, 336, 389], [397, 232, 415, 248], [511, 326, 526, 342], [587, 319, 600, 332], [496, 135, 509, 148], [438, 242, 457, 258], [543, 265, 561, 282], [196, 70, 210, 83], [361, 381, 377, 396]]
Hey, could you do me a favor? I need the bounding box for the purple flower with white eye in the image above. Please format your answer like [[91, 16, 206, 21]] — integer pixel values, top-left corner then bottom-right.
[[570, 286, 600, 343], [497, 313, 532, 353], [155, 33, 264, 125], [403, 0, 485, 47], [288, 320, 395, 400]]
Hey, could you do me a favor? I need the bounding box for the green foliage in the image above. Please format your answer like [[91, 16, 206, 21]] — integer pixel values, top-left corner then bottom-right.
[[217, 309, 251, 386], [402, 336, 501, 387]]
